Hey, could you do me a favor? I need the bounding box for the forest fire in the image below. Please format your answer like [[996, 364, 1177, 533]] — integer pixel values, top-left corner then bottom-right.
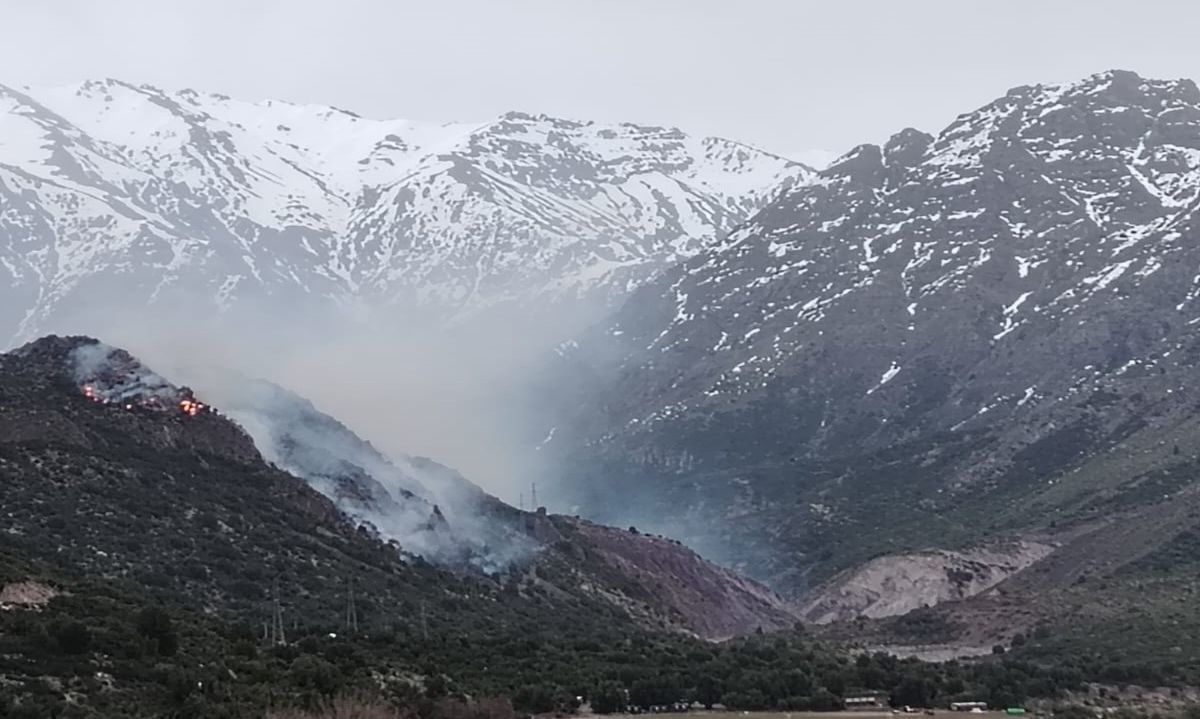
[[79, 380, 213, 417], [179, 396, 206, 416], [72, 343, 214, 418]]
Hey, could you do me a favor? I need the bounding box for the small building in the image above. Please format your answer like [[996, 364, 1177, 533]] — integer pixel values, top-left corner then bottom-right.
[[950, 702, 989, 712], [845, 692, 890, 710]]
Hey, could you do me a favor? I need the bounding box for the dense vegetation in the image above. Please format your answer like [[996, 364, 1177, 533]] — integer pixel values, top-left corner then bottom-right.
[[2, 337, 1198, 717], [1010, 575, 1200, 689], [0, 545, 1102, 719]]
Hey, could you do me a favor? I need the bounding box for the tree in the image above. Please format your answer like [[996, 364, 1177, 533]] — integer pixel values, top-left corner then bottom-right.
[[53, 620, 92, 654], [513, 685, 557, 714], [723, 689, 769, 711], [136, 606, 178, 656], [137, 606, 172, 637], [9, 695, 67, 719], [695, 674, 723, 709], [290, 655, 342, 697], [891, 674, 934, 708], [807, 688, 842, 712], [425, 674, 451, 699], [820, 669, 847, 696], [783, 669, 813, 696], [858, 663, 889, 691], [591, 683, 627, 715], [629, 678, 681, 709], [629, 679, 656, 709]]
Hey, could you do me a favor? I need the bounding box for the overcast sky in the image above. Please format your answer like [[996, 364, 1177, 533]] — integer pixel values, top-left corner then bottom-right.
[[7, 0, 1200, 165]]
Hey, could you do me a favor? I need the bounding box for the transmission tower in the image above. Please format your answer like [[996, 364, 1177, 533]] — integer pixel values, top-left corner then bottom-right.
[[270, 577, 286, 645], [346, 577, 359, 634]]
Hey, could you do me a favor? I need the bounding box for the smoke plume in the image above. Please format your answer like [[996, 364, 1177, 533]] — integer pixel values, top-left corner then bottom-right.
[[15, 289, 594, 570]]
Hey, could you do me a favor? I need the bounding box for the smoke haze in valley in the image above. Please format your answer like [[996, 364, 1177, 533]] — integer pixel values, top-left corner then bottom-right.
[[8, 0, 1200, 555], [32, 296, 566, 507]]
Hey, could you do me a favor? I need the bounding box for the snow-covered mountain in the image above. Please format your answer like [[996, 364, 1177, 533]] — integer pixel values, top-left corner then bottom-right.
[[543, 70, 1200, 594], [0, 78, 811, 343]]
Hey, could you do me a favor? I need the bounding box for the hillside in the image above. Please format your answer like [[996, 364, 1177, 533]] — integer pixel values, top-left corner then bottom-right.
[[3, 538, 1100, 719], [0, 335, 798, 642], [538, 70, 1200, 650], [0, 336, 1105, 717]]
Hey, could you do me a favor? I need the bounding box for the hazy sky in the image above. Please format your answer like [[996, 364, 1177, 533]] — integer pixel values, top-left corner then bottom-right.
[[7, 0, 1200, 164]]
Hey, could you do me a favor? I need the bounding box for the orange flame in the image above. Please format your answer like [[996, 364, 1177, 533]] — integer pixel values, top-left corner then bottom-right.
[[179, 398, 205, 417], [82, 382, 209, 417]]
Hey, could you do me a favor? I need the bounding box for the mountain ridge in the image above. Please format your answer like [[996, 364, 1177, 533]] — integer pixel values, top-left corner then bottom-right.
[[538, 68, 1200, 629], [0, 79, 811, 345]]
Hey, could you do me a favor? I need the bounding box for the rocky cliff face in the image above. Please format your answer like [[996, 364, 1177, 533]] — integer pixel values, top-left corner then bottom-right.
[[541, 70, 1200, 597]]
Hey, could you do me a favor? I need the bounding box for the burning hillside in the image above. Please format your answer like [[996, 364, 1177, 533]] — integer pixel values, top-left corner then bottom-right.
[[1, 335, 265, 473], [72, 342, 214, 417], [0, 335, 805, 640]]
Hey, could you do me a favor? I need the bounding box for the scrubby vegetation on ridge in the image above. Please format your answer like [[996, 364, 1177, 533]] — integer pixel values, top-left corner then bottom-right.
[[0, 546, 1102, 718]]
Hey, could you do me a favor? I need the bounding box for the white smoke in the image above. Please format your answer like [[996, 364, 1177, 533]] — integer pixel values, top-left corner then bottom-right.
[[69, 341, 191, 408], [19, 272, 595, 572], [172, 368, 538, 572], [36, 292, 568, 508], [63, 335, 541, 571]]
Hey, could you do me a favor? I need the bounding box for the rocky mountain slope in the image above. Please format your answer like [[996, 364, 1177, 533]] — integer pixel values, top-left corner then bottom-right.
[[0, 335, 798, 639], [799, 541, 1055, 626], [196, 366, 800, 637], [542, 69, 1200, 615], [0, 79, 810, 344]]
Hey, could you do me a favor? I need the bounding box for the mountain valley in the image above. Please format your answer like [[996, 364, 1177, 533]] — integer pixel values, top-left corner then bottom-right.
[[7, 66, 1200, 715]]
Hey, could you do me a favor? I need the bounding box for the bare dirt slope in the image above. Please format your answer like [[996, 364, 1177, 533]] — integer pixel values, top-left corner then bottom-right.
[[555, 518, 801, 639], [800, 540, 1054, 624]]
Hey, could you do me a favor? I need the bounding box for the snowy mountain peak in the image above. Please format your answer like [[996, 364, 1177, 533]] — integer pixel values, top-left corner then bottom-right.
[[882, 128, 933, 168], [0, 80, 813, 344]]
